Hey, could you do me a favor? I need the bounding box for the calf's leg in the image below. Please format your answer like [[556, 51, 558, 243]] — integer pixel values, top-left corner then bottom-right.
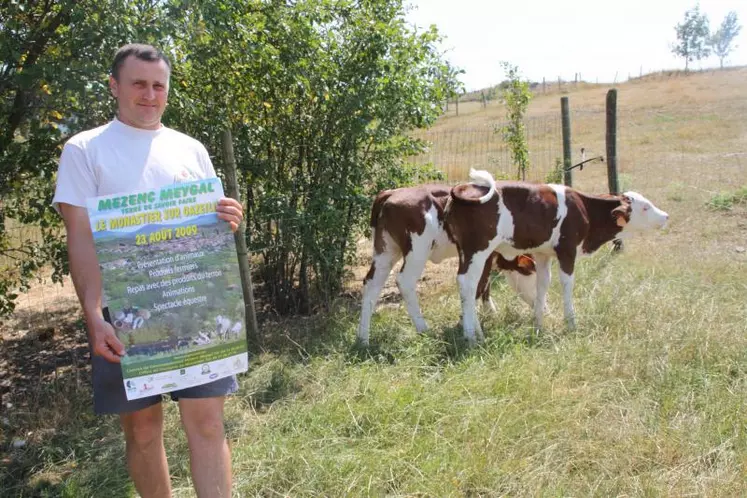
[[533, 255, 552, 331], [458, 248, 492, 344], [358, 250, 399, 345], [396, 245, 431, 333], [477, 253, 498, 313], [558, 270, 576, 329], [556, 252, 577, 330]]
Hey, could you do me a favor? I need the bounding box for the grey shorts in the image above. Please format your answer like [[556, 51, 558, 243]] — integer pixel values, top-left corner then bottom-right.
[[90, 308, 238, 415]]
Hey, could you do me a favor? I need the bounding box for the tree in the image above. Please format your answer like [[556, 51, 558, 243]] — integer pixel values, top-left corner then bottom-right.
[[710, 11, 741, 69], [498, 62, 531, 181], [0, 0, 174, 316], [0, 0, 455, 317], [442, 61, 464, 113], [672, 5, 711, 70], [180, 0, 454, 315]]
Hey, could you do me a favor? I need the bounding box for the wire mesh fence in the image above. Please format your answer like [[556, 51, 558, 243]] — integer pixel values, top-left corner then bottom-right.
[[563, 106, 746, 202], [0, 223, 79, 318], [410, 114, 563, 183]]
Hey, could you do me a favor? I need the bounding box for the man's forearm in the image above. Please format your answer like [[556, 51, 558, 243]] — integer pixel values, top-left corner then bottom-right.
[[60, 204, 125, 361], [68, 235, 104, 321]]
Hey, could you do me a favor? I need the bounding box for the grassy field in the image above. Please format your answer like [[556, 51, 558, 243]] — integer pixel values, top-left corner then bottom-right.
[[1, 68, 746, 496]]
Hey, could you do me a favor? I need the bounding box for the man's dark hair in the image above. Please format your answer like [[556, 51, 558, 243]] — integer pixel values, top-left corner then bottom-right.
[[110, 43, 171, 81]]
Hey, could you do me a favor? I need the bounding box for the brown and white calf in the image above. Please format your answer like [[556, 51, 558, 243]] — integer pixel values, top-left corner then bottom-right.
[[445, 169, 669, 344], [357, 184, 537, 345]]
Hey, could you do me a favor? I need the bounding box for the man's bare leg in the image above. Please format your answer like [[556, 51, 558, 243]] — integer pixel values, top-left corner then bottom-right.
[[179, 397, 232, 497], [120, 403, 171, 498]]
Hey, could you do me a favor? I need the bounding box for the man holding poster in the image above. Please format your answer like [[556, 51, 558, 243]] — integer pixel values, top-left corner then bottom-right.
[[52, 44, 243, 498]]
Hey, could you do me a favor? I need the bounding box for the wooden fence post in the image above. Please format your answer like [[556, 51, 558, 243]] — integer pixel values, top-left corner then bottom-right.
[[561, 96, 572, 187], [605, 89, 623, 252], [221, 128, 261, 351]]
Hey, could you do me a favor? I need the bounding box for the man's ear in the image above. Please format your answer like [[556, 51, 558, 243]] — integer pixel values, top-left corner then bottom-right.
[[109, 75, 118, 99]]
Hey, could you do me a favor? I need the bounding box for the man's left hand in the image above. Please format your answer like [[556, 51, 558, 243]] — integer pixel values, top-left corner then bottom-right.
[[216, 197, 244, 232]]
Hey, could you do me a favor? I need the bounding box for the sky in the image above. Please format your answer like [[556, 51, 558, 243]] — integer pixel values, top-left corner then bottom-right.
[[404, 0, 747, 92]]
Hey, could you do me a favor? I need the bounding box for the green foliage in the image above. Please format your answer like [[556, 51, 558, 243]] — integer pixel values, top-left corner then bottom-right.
[[710, 11, 742, 69], [373, 160, 445, 193], [0, 0, 177, 316], [498, 62, 532, 181], [167, 0, 455, 315], [672, 5, 711, 70], [706, 186, 747, 211], [545, 157, 564, 184], [0, 0, 457, 316], [443, 62, 465, 107]]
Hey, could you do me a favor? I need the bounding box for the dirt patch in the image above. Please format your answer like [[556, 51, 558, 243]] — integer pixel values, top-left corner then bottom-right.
[[346, 236, 461, 300], [0, 280, 89, 409]]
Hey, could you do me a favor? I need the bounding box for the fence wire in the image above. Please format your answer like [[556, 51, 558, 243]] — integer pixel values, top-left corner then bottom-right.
[[410, 114, 563, 183], [1, 224, 79, 319]]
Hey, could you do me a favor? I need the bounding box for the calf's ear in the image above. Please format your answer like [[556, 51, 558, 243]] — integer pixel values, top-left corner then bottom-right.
[[612, 204, 630, 227]]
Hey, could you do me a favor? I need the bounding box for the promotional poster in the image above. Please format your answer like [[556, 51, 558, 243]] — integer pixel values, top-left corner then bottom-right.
[[87, 178, 248, 400]]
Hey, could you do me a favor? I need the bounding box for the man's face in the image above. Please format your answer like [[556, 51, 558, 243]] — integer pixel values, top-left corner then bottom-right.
[[109, 55, 170, 130]]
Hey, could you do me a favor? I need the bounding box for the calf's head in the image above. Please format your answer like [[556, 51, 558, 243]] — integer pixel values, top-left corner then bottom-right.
[[614, 192, 669, 234]]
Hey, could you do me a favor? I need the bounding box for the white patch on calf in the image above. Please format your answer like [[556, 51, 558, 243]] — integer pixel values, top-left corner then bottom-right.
[[429, 228, 457, 263], [357, 230, 401, 344], [397, 205, 441, 332], [505, 271, 537, 307], [548, 184, 569, 249], [494, 196, 520, 258]]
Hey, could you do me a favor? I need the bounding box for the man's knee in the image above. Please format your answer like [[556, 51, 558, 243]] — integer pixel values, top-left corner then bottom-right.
[[121, 404, 164, 449], [180, 398, 226, 442], [189, 415, 225, 441]]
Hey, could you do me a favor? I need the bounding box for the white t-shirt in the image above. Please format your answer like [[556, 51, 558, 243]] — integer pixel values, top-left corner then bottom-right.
[[53, 117, 217, 212]]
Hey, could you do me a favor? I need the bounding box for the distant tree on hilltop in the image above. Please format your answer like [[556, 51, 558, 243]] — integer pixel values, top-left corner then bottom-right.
[[710, 11, 741, 69], [672, 5, 711, 70]]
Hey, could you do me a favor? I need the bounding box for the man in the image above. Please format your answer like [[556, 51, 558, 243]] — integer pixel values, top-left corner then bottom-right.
[[52, 43, 243, 498]]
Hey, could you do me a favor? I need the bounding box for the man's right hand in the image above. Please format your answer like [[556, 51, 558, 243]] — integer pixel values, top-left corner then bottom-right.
[[88, 315, 126, 363]]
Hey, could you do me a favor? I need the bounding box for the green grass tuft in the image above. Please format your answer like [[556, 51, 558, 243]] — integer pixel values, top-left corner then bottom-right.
[[707, 186, 747, 211]]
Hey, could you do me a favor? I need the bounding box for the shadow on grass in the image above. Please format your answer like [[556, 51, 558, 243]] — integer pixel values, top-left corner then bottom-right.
[[1, 304, 135, 496], [0, 365, 132, 497], [249, 285, 556, 365]]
